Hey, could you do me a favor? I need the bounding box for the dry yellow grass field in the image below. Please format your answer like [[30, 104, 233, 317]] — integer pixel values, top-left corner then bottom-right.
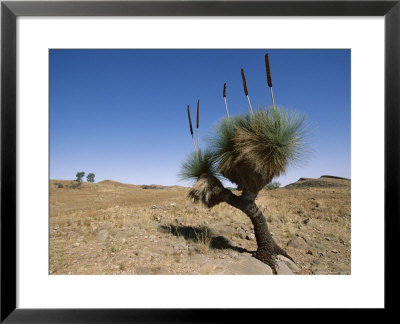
[[49, 176, 350, 275]]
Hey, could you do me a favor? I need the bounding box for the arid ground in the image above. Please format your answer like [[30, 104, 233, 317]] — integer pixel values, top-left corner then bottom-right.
[[49, 176, 351, 275]]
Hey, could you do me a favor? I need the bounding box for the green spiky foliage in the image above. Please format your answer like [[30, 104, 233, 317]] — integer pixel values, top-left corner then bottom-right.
[[179, 150, 224, 207], [207, 115, 257, 191], [208, 117, 238, 173], [180, 106, 309, 200], [231, 107, 308, 192], [179, 149, 217, 181]]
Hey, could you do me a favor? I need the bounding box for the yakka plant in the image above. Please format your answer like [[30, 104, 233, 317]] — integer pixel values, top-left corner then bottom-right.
[[180, 53, 309, 273]]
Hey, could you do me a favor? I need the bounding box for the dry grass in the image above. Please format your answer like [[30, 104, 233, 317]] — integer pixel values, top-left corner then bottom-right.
[[187, 173, 224, 208], [193, 226, 213, 254], [50, 176, 350, 275]]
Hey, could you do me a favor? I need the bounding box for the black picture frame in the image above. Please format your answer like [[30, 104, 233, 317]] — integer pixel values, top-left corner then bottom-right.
[[1, 0, 399, 322]]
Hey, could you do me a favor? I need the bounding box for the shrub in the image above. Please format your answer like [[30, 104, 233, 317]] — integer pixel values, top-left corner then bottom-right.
[[69, 181, 82, 189], [141, 185, 163, 190], [265, 181, 281, 190]]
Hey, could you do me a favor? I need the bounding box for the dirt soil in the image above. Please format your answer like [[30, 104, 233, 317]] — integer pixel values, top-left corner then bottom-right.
[[49, 177, 351, 275]]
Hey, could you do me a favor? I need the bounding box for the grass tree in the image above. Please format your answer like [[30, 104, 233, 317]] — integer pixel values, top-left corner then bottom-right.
[[180, 107, 309, 274]]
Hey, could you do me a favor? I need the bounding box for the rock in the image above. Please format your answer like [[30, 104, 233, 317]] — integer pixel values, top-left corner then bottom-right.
[[302, 218, 310, 225], [198, 253, 273, 275], [190, 254, 208, 265], [134, 266, 153, 275], [174, 217, 183, 225], [170, 203, 176, 207], [276, 259, 293, 275], [246, 233, 255, 240], [101, 223, 112, 230], [306, 250, 313, 255], [227, 254, 273, 275], [218, 225, 235, 237], [116, 232, 126, 242], [236, 228, 246, 239], [199, 263, 225, 274], [287, 237, 308, 249], [300, 235, 312, 246], [96, 229, 108, 241], [152, 266, 170, 274], [173, 243, 188, 255], [266, 214, 282, 223], [276, 255, 299, 273], [332, 263, 350, 274]]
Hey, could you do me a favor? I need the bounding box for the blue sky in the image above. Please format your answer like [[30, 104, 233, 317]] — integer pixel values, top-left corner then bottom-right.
[[50, 49, 350, 187]]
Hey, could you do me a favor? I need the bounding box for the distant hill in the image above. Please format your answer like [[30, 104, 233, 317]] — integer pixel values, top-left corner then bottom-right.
[[284, 176, 350, 189], [98, 180, 132, 186]]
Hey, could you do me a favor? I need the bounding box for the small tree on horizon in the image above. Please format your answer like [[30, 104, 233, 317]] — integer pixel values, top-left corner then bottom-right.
[[180, 107, 309, 274], [75, 172, 85, 183], [86, 173, 95, 183], [265, 181, 281, 190]]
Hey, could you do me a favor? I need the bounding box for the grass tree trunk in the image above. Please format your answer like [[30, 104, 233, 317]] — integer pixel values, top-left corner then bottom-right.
[[221, 189, 293, 274]]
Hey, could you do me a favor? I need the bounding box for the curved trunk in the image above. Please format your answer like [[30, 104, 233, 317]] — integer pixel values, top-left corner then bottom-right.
[[220, 188, 293, 274]]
